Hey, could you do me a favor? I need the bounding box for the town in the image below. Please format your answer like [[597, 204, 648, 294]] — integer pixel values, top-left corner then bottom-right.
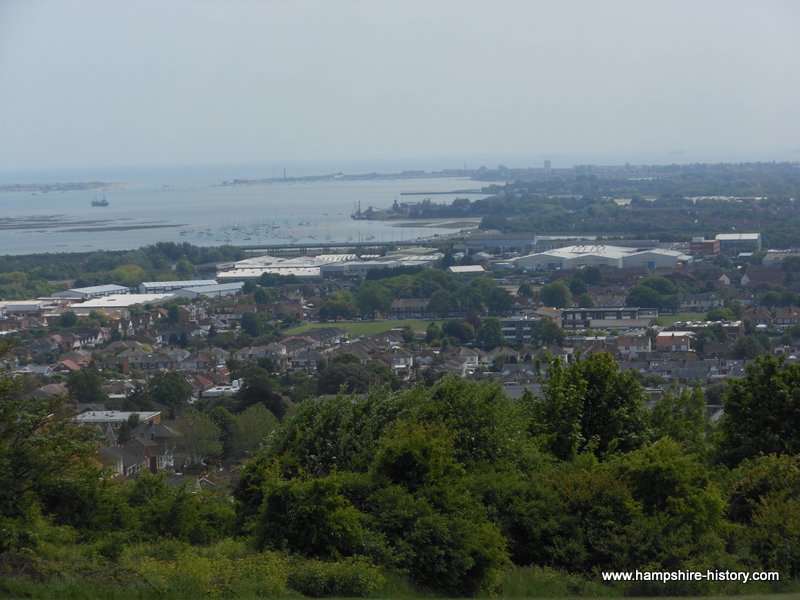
[[1, 220, 797, 476], [5, 154, 800, 598]]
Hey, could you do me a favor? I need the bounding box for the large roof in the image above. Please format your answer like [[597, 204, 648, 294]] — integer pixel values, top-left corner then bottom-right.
[[53, 284, 129, 296], [715, 233, 761, 241], [72, 293, 175, 308], [542, 245, 634, 260], [140, 279, 218, 289]]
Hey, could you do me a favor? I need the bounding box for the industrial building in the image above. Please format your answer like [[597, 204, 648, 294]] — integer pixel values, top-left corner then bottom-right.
[[515, 244, 691, 271], [217, 254, 357, 280], [714, 233, 762, 255], [172, 282, 245, 299], [217, 251, 441, 281], [69, 294, 175, 318], [561, 307, 659, 330], [138, 280, 219, 294], [53, 284, 130, 299]]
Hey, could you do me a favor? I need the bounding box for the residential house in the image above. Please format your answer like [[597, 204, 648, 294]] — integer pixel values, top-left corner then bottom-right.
[[656, 332, 694, 353], [389, 298, 431, 319], [681, 293, 724, 313], [744, 306, 773, 326], [775, 306, 800, 329], [614, 334, 652, 360]]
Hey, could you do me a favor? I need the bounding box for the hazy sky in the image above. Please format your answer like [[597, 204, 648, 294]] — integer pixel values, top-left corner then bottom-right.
[[1, 0, 798, 172]]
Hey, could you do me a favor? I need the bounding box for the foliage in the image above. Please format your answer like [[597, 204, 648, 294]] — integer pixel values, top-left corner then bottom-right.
[[236, 367, 289, 419], [255, 473, 371, 559], [66, 368, 106, 404], [356, 281, 392, 319], [122, 541, 290, 598], [173, 412, 222, 467], [318, 290, 356, 321], [718, 355, 800, 465], [475, 317, 505, 349], [286, 556, 386, 598], [0, 375, 101, 526], [146, 371, 192, 417], [531, 354, 650, 459], [539, 281, 572, 308], [316, 361, 385, 395], [650, 384, 712, 457]]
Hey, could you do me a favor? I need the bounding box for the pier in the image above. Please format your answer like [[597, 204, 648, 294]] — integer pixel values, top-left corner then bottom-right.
[[236, 239, 443, 255]]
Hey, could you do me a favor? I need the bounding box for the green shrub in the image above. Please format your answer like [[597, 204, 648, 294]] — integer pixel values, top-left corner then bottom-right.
[[122, 541, 290, 598], [500, 566, 620, 598], [287, 556, 385, 597]]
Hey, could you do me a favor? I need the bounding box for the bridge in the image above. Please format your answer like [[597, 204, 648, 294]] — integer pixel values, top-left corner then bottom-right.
[[235, 239, 444, 255]]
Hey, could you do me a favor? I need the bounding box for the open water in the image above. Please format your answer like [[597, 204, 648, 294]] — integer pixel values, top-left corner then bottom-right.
[[0, 167, 489, 256]]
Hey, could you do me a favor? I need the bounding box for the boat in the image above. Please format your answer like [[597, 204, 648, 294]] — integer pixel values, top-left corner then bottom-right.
[[91, 194, 109, 207]]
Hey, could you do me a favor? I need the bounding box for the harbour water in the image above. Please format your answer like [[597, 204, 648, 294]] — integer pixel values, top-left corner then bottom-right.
[[0, 168, 489, 256]]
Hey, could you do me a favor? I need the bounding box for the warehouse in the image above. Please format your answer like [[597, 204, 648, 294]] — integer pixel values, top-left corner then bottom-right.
[[515, 244, 691, 271]]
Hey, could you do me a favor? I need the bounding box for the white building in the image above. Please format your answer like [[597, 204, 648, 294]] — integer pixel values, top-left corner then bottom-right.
[[52, 284, 130, 299], [69, 293, 175, 317], [515, 244, 691, 271], [139, 280, 219, 294], [715, 233, 762, 254], [173, 282, 245, 299]]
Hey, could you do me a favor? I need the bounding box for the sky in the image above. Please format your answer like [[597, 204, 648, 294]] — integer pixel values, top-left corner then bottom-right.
[[0, 0, 799, 173]]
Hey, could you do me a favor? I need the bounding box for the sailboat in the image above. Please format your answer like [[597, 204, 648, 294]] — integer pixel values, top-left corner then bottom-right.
[[91, 192, 109, 207]]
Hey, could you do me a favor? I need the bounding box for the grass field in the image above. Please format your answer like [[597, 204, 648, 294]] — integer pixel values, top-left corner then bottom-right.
[[284, 319, 438, 337]]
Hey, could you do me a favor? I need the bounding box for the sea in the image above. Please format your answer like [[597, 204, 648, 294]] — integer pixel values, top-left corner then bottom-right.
[[0, 165, 492, 256]]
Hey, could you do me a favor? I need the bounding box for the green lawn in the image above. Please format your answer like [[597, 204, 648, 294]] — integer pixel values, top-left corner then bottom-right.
[[284, 319, 438, 337]]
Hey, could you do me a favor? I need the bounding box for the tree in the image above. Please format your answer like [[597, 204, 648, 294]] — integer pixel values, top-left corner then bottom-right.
[[425, 321, 442, 343], [577, 266, 602, 285], [174, 258, 196, 278], [58, 310, 78, 327], [241, 312, 266, 337], [611, 438, 725, 572], [427, 289, 458, 317], [0, 352, 103, 536], [532, 318, 565, 347], [576, 292, 594, 308], [718, 355, 800, 465], [356, 281, 391, 320], [705, 307, 735, 321], [319, 291, 356, 321], [441, 320, 475, 344], [650, 384, 711, 456], [237, 367, 289, 419], [626, 284, 663, 309], [317, 361, 383, 395], [148, 371, 192, 418], [728, 335, 767, 359], [66, 368, 106, 404], [639, 275, 677, 296], [174, 411, 222, 467], [117, 412, 141, 445], [539, 281, 572, 308], [475, 317, 505, 350], [256, 474, 370, 559], [207, 406, 242, 459], [533, 353, 650, 459], [235, 403, 279, 456], [569, 278, 587, 296], [487, 287, 514, 314], [110, 264, 147, 287], [517, 280, 534, 298]]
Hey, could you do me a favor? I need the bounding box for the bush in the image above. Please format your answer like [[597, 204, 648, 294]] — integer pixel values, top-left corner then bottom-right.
[[287, 556, 385, 598], [127, 544, 290, 599]]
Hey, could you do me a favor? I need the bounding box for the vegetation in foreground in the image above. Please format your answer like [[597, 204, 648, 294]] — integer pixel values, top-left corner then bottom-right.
[[2, 338, 800, 598]]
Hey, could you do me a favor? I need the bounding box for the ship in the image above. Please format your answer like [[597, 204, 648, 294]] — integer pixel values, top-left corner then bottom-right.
[[91, 194, 109, 207]]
